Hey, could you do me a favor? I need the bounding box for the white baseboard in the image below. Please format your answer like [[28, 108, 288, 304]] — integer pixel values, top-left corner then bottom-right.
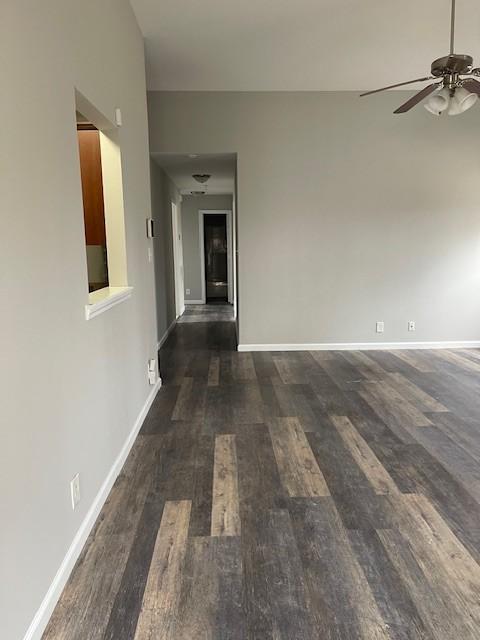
[[157, 318, 176, 350], [23, 378, 162, 640], [237, 340, 480, 352], [185, 299, 204, 305]]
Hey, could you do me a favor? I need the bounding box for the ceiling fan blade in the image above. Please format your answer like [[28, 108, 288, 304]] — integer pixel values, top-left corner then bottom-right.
[[462, 78, 480, 96], [360, 77, 434, 97], [393, 83, 440, 113]]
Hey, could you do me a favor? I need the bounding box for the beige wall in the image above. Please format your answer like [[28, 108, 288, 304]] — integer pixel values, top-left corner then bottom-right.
[[181, 194, 234, 302], [150, 160, 180, 341], [148, 91, 480, 347], [3, 2, 157, 638]]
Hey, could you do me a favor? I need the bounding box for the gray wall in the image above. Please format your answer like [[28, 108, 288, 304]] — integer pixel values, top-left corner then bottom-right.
[[181, 194, 233, 302], [148, 91, 480, 347], [3, 2, 157, 638], [150, 160, 181, 341]]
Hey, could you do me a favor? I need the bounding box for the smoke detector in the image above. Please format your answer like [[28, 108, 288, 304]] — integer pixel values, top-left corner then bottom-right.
[[192, 174, 211, 184]]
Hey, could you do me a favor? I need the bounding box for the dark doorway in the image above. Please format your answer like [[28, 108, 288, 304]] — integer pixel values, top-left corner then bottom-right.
[[204, 214, 228, 302]]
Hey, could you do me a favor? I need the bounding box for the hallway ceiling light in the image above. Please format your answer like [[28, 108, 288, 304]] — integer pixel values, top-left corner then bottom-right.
[[360, 0, 480, 115], [192, 174, 211, 183], [188, 154, 199, 158]]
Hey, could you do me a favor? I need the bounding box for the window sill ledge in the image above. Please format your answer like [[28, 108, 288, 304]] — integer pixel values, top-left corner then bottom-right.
[[85, 286, 133, 320]]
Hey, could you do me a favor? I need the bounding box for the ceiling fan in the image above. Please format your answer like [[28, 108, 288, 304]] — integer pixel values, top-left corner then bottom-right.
[[360, 0, 480, 115]]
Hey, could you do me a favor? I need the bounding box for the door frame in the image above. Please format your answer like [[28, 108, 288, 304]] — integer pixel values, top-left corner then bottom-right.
[[199, 209, 233, 305], [171, 201, 185, 318]]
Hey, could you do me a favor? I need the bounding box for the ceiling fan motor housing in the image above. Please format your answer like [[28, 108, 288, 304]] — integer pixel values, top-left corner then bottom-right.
[[431, 54, 473, 77]]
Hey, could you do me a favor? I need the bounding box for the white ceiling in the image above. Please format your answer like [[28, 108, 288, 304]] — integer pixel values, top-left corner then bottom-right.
[[130, 0, 480, 91], [152, 153, 236, 195]]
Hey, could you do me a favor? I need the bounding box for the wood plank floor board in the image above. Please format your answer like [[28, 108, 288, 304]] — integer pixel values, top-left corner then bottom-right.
[[308, 371, 357, 415], [407, 371, 480, 422], [188, 434, 215, 538], [231, 382, 264, 424], [330, 415, 400, 495], [186, 349, 212, 379], [378, 527, 469, 640], [204, 384, 234, 433], [348, 528, 434, 640], [211, 434, 241, 536], [140, 385, 181, 435], [289, 497, 391, 639], [378, 493, 480, 639], [340, 350, 389, 381], [151, 423, 200, 501], [385, 372, 448, 413], [270, 382, 324, 427], [236, 424, 286, 514], [268, 417, 330, 498], [231, 351, 257, 382], [43, 312, 480, 640], [171, 376, 207, 422], [389, 443, 480, 564], [252, 351, 282, 383], [341, 389, 417, 446], [400, 424, 480, 502], [366, 350, 432, 375], [241, 509, 318, 639], [103, 489, 166, 640], [207, 354, 220, 387], [432, 349, 480, 375], [175, 536, 246, 640], [314, 354, 367, 391], [306, 429, 376, 495], [258, 381, 285, 418], [133, 500, 191, 640], [358, 382, 432, 441], [428, 411, 480, 464]]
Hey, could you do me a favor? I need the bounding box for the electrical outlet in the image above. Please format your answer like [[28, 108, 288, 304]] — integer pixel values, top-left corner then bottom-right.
[[147, 247, 153, 263], [408, 320, 416, 332], [186, 288, 191, 295], [70, 474, 81, 510], [376, 321, 385, 334], [148, 359, 157, 385]]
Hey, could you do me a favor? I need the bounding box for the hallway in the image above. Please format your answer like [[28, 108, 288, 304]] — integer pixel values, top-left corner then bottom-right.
[[44, 320, 480, 639]]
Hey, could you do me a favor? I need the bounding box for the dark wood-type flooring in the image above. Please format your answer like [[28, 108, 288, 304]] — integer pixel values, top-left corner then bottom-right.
[[43, 316, 480, 639]]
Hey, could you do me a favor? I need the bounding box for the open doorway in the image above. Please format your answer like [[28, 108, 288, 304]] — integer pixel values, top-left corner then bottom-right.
[[199, 210, 233, 304], [171, 202, 185, 318], [150, 152, 237, 329]]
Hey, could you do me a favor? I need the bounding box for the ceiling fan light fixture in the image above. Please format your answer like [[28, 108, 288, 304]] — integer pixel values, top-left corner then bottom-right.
[[424, 87, 450, 115], [447, 86, 478, 115], [192, 173, 211, 184], [361, 0, 480, 116]]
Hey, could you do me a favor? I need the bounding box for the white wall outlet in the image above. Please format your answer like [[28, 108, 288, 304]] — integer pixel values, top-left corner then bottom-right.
[[148, 359, 157, 385], [147, 247, 153, 263], [408, 320, 416, 332], [376, 321, 385, 334], [186, 288, 191, 295], [114, 107, 122, 127], [70, 473, 81, 510]]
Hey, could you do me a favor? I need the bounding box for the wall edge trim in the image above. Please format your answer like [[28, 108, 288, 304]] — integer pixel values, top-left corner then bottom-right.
[[23, 378, 162, 640], [237, 340, 480, 352], [157, 318, 177, 351]]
